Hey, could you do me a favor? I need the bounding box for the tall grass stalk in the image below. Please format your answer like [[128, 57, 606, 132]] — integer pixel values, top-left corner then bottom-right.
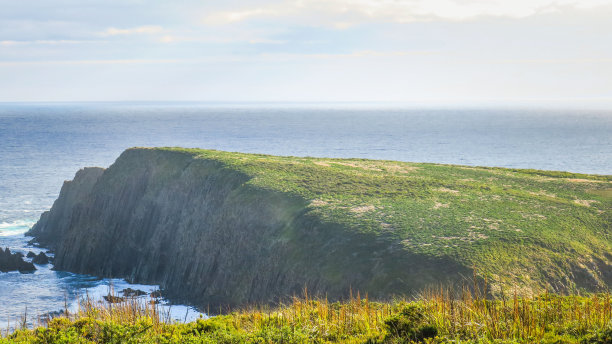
[[3, 286, 612, 343]]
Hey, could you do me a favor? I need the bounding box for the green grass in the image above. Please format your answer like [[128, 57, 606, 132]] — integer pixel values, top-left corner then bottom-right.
[[147, 147, 611, 295], [3, 289, 612, 343]]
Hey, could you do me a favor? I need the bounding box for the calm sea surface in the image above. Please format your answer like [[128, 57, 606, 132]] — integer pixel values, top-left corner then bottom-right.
[[0, 102, 610, 327]]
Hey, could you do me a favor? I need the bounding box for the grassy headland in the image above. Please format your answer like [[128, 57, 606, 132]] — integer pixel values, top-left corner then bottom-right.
[[153, 147, 611, 296]]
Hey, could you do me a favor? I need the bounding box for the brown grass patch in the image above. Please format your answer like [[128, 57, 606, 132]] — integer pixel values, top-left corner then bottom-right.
[[566, 178, 603, 183], [432, 202, 449, 209], [384, 164, 420, 173], [350, 205, 376, 213], [334, 162, 383, 171], [437, 187, 460, 195], [310, 199, 329, 207], [573, 199, 598, 207]]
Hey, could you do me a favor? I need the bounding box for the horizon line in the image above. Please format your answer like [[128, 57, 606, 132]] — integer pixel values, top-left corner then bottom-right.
[[0, 99, 611, 109]]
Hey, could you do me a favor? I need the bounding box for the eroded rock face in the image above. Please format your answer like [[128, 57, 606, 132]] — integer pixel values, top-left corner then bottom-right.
[[0, 247, 36, 273], [29, 167, 105, 246], [27, 148, 469, 309]]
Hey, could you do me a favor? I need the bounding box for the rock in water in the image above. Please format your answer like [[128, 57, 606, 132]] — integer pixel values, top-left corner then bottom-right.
[[149, 290, 163, 298], [32, 252, 50, 265], [121, 288, 147, 297], [0, 247, 36, 273], [103, 295, 126, 303]]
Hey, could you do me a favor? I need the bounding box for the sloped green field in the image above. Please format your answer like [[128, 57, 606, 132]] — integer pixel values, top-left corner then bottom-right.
[[157, 147, 611, 295]]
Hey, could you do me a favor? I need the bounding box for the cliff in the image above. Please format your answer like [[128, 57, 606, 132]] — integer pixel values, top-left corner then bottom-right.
[[28, 148, 612, 308]]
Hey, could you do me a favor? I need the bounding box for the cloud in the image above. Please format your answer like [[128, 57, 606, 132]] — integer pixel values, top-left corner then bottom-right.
[[0, 40, 88, 46], [1, 1, 611, 102], [492, 57, 612, 65], [248, 38, 287, 44], [257, 50, 440, 61], [151, 32, 288, 45], [0, 58, 186, 66], [0, 50, 436, 65], [202, 0, 612, 26], [100, 25, 164, 37], [225, 8, 279, 23]]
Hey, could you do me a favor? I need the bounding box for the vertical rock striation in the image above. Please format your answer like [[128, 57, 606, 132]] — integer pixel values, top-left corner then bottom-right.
[[28, 148, 467, 308]]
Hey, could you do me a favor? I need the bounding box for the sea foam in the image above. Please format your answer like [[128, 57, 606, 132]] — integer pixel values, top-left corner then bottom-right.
[[0, 220, 35, 236]]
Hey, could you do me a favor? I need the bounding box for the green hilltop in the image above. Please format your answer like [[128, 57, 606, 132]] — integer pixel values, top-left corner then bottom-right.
[[157, 147, 612, 295]]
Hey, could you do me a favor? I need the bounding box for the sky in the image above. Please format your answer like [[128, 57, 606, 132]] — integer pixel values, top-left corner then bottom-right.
[[1, 0, 612, 104]]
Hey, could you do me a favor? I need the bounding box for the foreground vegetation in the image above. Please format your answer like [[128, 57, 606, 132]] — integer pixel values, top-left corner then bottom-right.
[[3, 287, 612, 343]]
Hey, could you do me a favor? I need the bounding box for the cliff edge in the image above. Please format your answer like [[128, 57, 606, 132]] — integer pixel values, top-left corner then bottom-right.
[[28, 148, 612, 308]]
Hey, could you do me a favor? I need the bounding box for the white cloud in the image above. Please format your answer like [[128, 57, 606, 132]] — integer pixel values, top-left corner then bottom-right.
[[0, 40, 89, 46], [100, 25, 164, 36], [1, 1, 611, 102], [226, 8, 279, 22], [248, 38, 287, 44], [257, 50, 440, 61], [204, 8, 280, 25], [492, 57, 612, 65], [0, 59, 186, 66], [152, 32, 288, 45], [202, 0, 612, 25]]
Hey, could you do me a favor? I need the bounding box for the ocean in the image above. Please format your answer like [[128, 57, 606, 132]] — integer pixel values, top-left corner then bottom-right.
[[0, 102, 610, 328]]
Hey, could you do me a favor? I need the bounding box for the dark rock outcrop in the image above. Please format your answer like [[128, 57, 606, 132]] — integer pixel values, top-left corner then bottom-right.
[[26, 251, 36, 258], [27, 148, 470, 309], [0, 247, 36, 273], [103, 295, 125, 303], [32, 252, 50, 265], [122, 288, 147, 297]]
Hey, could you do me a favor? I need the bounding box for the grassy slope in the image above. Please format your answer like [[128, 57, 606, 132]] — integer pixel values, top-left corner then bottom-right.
[[156, 147, 611, 295]]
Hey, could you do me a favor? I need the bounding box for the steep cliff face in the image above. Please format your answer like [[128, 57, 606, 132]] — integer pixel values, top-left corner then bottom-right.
[[28, 148, 467, 308], [32, 167, 104, 246], [28, 148, 612, 308]]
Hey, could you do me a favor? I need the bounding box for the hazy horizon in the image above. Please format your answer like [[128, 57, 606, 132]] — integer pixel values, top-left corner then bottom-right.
[[1, 99, 612, 110]]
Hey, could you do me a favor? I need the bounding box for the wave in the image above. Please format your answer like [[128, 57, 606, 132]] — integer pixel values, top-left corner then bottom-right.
[[0, 219, 36, 236]]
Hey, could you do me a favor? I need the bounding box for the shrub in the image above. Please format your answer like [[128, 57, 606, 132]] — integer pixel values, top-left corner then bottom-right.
[[383, 304, 438, 343]]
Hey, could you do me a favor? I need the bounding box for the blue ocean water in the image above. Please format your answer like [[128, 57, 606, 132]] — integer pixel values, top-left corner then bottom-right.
[[0, 102, 610, 328]]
